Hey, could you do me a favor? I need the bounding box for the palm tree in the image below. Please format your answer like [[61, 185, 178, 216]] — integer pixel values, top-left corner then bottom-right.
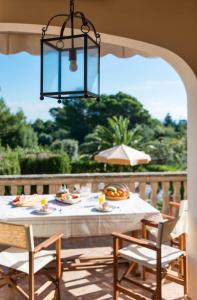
[[80, 116, 141, 155]]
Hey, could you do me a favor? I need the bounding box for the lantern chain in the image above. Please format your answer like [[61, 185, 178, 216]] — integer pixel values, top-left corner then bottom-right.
[[70, 0, 74, 36]]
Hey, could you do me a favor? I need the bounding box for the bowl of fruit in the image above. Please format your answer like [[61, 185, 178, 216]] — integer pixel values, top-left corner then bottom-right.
[[104, 183, 130, 201]]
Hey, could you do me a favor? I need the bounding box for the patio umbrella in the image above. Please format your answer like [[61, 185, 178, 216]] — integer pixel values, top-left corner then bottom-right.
[[94, 144, 151, 166]]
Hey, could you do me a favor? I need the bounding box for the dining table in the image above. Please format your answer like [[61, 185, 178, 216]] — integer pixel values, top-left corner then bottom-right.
[[0, 193, 162, 238]]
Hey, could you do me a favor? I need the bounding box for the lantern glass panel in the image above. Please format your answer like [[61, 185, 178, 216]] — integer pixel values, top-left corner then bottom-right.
[[61, 37, 84, 95], [87, 37, 99, 95], [43, 43, 59, 93]]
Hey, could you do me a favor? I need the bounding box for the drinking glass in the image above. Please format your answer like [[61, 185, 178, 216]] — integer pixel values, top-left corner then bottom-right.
[[98, 193, 105, 205], [80, 185, 91, 197]]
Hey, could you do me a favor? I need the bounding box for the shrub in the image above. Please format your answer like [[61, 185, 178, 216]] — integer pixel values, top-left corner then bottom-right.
[[20, 152, 71, 174], [71, 160, 104, 173], [17, 125, 38, 148], [38, 133, 53, 146], [52, 129, 69, 140], [51, 139, 79, 161], [71, 160, 179, 174], [62, 139, 78, 160], [0, 151, 20, 175], [144, 164, 178, 172], [71, 159, 130, 173], [51, 140, 63, 151]]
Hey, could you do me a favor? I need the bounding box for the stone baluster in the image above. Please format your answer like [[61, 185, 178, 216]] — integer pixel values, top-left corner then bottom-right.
[[173, 181, 181, 202], [36, 185, 43, 194], [139, 182, 146, 200], [24, 185, 31, 195], [91, 183, 98, 193], [11, 185, 18, 195], [150, 182, 158, 207], [128, 182, 135, 193], [162, 181, 170, 213], [0, 185, 5, 195], [183, 181, 187, 199], [49, 184, 58, 194]]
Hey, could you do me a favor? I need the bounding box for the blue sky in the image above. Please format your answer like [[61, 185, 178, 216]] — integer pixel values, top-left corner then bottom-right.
[[0, 52, 187, 122]]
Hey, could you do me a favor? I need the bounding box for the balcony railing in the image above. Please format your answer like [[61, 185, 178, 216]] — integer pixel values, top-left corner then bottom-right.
[[0, 172, 187, 213]]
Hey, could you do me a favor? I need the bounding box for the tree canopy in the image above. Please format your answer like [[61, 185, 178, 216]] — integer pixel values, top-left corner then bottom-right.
[[0, 93, 187, 173], [0, 98, 37, 148], [50, 92, 153, 143]]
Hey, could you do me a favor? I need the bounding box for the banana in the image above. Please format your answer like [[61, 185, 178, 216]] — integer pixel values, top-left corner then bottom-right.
[[106, 186, 117, 192]]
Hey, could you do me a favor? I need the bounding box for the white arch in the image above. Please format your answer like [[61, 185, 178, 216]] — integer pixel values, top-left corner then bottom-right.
[[0, 22, 197, 298], [92, 33, 197, 299]]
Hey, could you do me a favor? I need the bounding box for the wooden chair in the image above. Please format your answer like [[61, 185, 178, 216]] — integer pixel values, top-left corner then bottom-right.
[[112, 218, 187, 300], [0, 222, 63, 300], [142, 200, 188, 252], [142, 200, 188, 279]]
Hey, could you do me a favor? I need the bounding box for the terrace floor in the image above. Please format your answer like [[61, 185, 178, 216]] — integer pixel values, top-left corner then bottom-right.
[[0, 237, 184, 300]]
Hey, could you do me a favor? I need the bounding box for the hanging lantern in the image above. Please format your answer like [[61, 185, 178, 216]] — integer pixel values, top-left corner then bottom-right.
[[40, 0, 100, 103]]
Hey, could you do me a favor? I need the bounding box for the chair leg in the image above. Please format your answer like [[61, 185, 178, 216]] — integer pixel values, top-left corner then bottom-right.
[[29, 252, 34, 300], [56, 238, 62, 300], [29, 273, 34, 300], [142, 266, 147, 281], [113, 256, 119, 300], [183, 255, 187, 297], [179, 234, 186, 277], [156, 250, 162, 300], [113, 237, 120, 300]]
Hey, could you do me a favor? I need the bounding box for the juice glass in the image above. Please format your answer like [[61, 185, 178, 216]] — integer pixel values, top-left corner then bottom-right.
[[40, 197, 48, 206], [98, 193, 105, 205]]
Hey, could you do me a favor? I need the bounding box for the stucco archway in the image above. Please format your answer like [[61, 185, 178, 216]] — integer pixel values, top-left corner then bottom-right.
[[0, 23, 197, 298]]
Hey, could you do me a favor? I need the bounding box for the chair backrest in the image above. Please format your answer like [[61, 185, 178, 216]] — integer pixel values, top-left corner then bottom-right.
[[156, 218, 178, 248], [171, 200, 188, 238], [179, 200, 188, 217], [0, 222, 34, 251]]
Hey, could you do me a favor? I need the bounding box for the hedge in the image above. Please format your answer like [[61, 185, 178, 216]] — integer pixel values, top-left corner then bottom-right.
[[20, 152, 71, 174], [71, 159, 134, 173], [71, 160, 180, 173]]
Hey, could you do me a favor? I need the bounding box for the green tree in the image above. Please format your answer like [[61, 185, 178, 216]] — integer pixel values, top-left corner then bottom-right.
[[50, 92, 152, 143], [38, 133, 53, 146], [32, 119, 45, 134], [0, 98, 38, 148], [17, 125, 38, 148], [163, 113, 175, 127], [52, 129, 69, 140]]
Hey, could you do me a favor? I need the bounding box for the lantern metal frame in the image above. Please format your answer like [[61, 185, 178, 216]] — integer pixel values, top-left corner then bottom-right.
[[40, 0, 101, 103]]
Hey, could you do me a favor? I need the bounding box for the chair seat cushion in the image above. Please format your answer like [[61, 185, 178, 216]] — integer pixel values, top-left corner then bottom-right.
[[118, 244, 184, 268], [0, 247, 55, 274]]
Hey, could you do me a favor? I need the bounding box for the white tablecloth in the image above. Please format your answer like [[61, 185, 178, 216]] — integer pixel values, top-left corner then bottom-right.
[[0, 193, 161, 238]]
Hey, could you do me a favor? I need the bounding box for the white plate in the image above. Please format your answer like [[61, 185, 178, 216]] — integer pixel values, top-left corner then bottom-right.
[[55, 197, 81, 205], [95, 205, 113, 213], [33, 207, 56, 215]]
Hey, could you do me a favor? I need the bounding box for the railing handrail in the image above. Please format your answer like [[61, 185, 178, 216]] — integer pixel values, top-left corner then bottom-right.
[[0, 171, 187, 180]]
